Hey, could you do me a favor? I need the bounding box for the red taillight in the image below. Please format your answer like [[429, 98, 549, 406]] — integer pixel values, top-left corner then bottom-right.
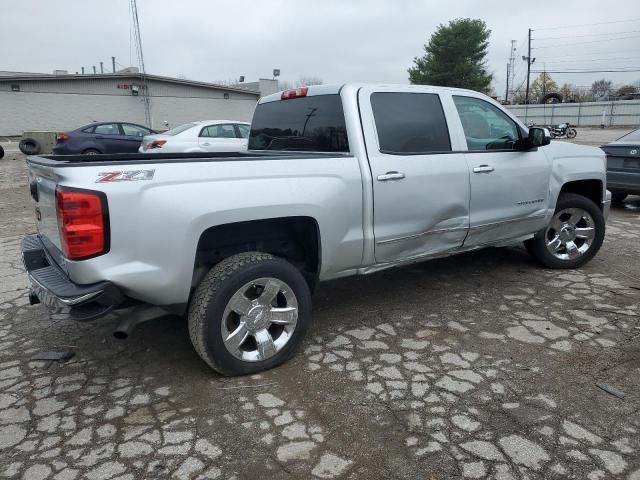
[[148, 140, 167, 149], [55, 187, 109, 260], [56, 132, 70, 143], [281, 87, 308, 100]]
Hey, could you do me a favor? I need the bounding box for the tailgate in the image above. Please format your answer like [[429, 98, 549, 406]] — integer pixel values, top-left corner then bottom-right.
[[28, 160, 62, 251]]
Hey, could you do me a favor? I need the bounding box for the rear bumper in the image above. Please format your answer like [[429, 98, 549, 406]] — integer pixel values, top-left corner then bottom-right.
[[607, 171, 640, 194], [21, 234, 123, 320]]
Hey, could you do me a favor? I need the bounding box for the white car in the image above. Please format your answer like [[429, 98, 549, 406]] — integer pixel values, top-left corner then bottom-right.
[[139, 120, 250, 153]]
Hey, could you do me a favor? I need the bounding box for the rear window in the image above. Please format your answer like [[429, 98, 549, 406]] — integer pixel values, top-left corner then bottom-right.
[[249, 94, 349, 152], [164, 123, 196, 136], [371, 92, 451, 154]]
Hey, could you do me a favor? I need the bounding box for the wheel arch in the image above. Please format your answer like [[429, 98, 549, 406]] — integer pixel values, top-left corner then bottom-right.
[[559, 179, 604, 209], [192, 216, 322, 291]]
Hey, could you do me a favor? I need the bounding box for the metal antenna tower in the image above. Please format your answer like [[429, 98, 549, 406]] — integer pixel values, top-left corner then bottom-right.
[[508, 40, 517, 100], [130, 0, 152, 127]]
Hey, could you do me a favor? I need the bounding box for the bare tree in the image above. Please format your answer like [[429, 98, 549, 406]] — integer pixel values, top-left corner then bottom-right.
[[616, 84, 637, 96], [591, 79, 612, 99]]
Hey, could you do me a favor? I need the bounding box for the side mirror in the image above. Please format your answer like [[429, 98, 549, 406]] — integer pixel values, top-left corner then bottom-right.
[[526, 127, 551, 148]]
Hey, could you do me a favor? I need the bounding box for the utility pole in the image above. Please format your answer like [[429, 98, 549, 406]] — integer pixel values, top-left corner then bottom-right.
[[112, 56, 116, 73], [505, 63, 510, 103], [524, 28, 535, 104]]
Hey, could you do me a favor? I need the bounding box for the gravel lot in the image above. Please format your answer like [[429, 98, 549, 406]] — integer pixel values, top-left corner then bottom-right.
[[1, 130, 639, 479]]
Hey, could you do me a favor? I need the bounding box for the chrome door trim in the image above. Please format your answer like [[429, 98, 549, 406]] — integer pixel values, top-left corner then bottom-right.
[[469, 213, 547, 232], [376, 213, 548, 247], [376, 226, 468, 246]]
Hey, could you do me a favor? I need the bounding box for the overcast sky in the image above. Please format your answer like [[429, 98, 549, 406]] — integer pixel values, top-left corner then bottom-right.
[[3, 0, 640, 98]]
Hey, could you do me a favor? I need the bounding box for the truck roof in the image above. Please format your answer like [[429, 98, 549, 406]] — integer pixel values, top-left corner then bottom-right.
[[258, 83, 488, 104]]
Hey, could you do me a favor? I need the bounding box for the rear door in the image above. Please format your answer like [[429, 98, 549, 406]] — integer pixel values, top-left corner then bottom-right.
[[234, 124, 250, 150], [120, 123, 153, 152], [451, 95, 551, 247], [198, 124, 244, 152], [358, 86, 470, 263]]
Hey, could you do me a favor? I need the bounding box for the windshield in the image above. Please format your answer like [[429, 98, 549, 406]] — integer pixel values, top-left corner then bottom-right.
[[615, 128, 640, 143], [163, 123, 196, 136], [249, 94, 349, 152]]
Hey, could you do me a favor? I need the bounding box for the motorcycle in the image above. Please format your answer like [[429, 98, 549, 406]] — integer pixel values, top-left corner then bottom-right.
[[547, 123, 577, 139]]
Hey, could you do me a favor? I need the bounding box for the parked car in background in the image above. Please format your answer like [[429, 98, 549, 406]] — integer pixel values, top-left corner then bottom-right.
[[600, 128, 640, 203], [53, 122, 156, 155], [139, 120, 250, 153]]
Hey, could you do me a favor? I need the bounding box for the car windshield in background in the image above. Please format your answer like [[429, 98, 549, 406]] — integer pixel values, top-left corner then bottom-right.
[[616, 129, 640, 143], [164, 123, 196, 136], [249, 94, 349, 152]]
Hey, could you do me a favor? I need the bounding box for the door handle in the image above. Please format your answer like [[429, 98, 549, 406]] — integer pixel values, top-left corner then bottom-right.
[[202, 142, 211, 146], [377, 171, 406, 181], [473, 165, 494, 173]]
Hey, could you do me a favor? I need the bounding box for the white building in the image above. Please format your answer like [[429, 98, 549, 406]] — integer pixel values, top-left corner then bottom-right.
[[0, 72, 274, 136]]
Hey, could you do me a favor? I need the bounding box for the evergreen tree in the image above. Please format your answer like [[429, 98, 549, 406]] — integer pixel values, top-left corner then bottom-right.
[[408, 18, 493, 93]]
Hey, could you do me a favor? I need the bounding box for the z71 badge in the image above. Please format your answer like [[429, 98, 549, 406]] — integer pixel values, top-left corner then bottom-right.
[[96, 170, 155, 183]]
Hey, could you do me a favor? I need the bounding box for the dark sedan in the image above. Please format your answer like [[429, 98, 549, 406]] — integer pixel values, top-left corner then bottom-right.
[[53, 122, 156, 155], [601, 129, 640, 203]]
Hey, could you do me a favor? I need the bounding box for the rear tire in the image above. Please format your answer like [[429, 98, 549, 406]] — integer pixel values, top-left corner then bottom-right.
[[524, 193, 605, 269], [188, 252, 312, 376], [83, 148, 100, 155], [611, 192, 627, 204], [0, 145, 4, 160]]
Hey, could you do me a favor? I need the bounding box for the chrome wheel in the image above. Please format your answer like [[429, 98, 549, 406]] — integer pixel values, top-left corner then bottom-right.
[[545, 207, 596, 260], [221, 277, 298, 362]]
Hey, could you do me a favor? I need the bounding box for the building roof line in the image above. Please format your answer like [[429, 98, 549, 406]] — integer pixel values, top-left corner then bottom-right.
[[0, 72, 261, 95]]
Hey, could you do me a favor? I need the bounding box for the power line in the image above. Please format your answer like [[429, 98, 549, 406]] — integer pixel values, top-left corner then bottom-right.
[[533, 18, 640, 31], [540, 58, 640, 65], [538, 54, 640, 61], [530, 68, 640, 73], [533, 29, 640, 40], [532, 35, 640, 49]]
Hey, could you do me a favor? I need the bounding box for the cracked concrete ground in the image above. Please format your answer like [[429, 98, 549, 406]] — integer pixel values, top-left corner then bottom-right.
[[1, 138, 639, 479]]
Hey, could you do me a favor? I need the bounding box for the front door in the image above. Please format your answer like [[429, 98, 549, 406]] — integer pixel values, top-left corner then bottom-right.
[[358, 87, 470, 264], [451, 95, 552, 247]]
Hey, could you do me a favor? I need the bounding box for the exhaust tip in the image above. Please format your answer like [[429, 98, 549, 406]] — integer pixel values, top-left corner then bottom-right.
[[29, 291, 41, 305], [113, 331, 129, 340]]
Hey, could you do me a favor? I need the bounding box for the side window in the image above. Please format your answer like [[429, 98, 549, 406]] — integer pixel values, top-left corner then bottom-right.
[[82, 126, 95, 133], [370, 92, 451, 154], [94, 123, 120, 135], [453, 96, 520, 151], [202, 124, 237, 138], [122, 123, 151, 137], [236, 124, 250, 139]]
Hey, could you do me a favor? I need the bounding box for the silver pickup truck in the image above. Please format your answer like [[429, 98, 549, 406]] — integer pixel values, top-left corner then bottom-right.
[[22, 84, 611, 375]]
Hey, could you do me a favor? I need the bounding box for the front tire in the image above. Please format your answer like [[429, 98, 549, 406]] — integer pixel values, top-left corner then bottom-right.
[[525, 193, 605, 269], [566, 128, 577, 139], [188, 252, 312, 376]]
